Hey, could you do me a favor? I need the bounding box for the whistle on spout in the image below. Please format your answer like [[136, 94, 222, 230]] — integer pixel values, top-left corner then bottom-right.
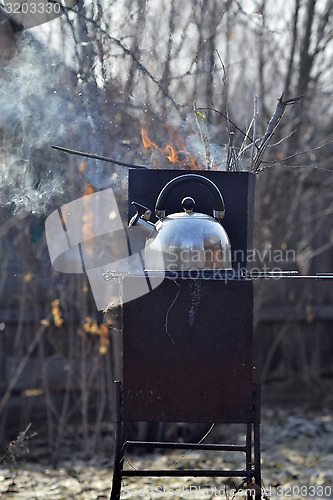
[[128, 201, 157, 240]]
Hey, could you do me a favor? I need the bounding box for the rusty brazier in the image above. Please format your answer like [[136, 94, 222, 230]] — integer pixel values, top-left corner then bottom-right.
[[110, 170, 262, 499]]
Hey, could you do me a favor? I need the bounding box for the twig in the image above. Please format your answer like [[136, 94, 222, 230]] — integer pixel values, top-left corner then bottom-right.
[[169, 423, 215, 470], [261, 164, 333, 174], [267, 129, 297, 147], [215, 52, 231, 132], [251, 94, 303, 172], [262, 139, 333, 163], [1, 423, 35, 463], [193, 102, 213, 170], [52, 145, 147, 169], [215, 50, 234, 170], [164, 280, 180, 344], [227, 132, 237, 171], [237, 118, 261, 165], [251, 96, 258, 168], [197, 107, 258, 146]]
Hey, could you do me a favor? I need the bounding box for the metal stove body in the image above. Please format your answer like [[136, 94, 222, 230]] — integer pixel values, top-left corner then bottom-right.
[[110, 171, 262, 499]]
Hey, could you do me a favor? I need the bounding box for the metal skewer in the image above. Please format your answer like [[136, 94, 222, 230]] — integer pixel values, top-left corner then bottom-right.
[[247, 271, 333, 280]]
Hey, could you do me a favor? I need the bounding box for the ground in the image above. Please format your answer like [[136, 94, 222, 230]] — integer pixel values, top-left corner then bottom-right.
[[0, 406, 332, 499]]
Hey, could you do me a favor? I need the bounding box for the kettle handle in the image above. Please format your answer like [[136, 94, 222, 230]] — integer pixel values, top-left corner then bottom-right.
[[155, 174, 225, 220]]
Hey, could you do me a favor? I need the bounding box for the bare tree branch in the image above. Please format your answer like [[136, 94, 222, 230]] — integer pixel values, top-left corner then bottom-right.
[[197, 107, 256, 145], [284, 0, 300, 98], [251, 94, 303, 172], [262, 139, 333, 164], [56, 2, 182, 115], [215, 50, 234, 169], [251, 96, 258, 168], [261, 164, 333, 174], [193, 102, 213, 170]]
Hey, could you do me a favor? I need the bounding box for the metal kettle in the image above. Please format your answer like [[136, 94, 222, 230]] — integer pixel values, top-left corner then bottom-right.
[[129, 174, 232, 272]]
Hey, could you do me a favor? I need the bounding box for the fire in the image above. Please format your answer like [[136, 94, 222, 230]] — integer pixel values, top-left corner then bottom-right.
[[141, 124, 198, 169], [166, 144, 178, 163], [141, 125, 155, 150]]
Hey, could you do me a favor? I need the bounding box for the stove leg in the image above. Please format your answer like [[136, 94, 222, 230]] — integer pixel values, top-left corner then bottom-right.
[[110, 381, 124, 500], [246, 423, 253, 500], [254, 422, 261, 499], [254, 383, 262, 500]]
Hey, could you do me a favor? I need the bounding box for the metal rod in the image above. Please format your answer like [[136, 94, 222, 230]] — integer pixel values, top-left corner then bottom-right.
[[110, 381, 124, 500], [250, 271, 299, 275], [122, 469, 249, 478], [249, 273, 333, 280], [246, 423, 252, 499], [254, 422, 262, 499], [254, 384, 262, 499], [52, 145, 147, 169], [124, 441, 247, 452]]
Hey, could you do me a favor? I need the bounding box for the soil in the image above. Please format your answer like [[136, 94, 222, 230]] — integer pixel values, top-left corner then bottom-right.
[[0, 406, 332, 499]]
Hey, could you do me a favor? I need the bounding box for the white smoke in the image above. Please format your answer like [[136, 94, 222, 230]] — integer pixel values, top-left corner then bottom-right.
[[0, 36, 72, 214], [0, 34, 124, 216]]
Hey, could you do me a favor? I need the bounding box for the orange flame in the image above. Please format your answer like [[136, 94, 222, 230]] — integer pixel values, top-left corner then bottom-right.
[[166, 144, 179, 163], [141, 124, 198, 169]]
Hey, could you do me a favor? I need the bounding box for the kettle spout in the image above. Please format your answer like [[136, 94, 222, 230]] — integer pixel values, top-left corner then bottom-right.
[[128, 201, 157, 239], [129, 217, 157, 239]]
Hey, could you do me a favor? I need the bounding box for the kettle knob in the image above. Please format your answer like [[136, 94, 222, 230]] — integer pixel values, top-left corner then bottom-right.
[[181, 197, 195, 213]]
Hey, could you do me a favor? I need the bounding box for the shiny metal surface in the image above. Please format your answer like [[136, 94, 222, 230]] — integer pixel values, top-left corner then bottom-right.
[[144, 211, 232, 271], [129, 174, 232, 271]]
